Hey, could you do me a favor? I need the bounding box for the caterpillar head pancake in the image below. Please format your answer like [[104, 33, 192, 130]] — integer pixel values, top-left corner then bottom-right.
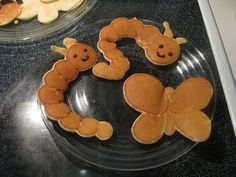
[[51, 38, 97, 71], [145, 22, 187, 65]]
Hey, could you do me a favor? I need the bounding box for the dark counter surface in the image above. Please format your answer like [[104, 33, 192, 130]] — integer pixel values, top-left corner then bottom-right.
[[0, 0, 236, 176]]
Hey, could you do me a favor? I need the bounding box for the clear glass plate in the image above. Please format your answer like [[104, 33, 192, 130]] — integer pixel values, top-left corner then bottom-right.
[[38, 19, 216, 171], [0, 0, 97, 42]]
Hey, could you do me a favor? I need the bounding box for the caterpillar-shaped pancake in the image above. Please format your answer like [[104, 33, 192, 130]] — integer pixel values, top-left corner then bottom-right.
[[92, 18, 187, 80], [37, 38, 113, 140]]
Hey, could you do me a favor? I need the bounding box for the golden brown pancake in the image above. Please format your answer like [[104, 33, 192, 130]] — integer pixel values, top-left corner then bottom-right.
[[123, 73, 213, 144], [37, 38, 113, 140], [38, 85, 63, 104], [59, 112, 81, 132], [45, 103, 70, 120], [43, 70, 68, 91], [123, 73, 167, 114], [93, 18, 187, 80], [169, 78, 213, 113], [76, 118, 98, 137], [96, 122, 113, 140], [53, 60, 79, 81], [0, 3, 21, 26], [131, 113, 165, 144], [66, 43, 97, 71]]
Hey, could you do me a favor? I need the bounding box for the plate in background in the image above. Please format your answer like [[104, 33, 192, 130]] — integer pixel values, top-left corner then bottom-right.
[[0, 0, 97, 42]]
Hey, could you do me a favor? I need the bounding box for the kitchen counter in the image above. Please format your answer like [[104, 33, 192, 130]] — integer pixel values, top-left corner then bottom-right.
[[0, 0, 236, 176]]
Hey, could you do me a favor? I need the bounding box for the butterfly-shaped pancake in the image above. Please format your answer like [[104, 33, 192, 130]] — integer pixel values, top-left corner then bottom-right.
[[123, 73, 213, 144]]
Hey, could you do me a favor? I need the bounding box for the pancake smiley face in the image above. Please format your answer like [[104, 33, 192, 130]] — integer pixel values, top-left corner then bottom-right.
[[145, 35, 180, 65], [143, 21, 187, 66], [66, 43, 97, 71]]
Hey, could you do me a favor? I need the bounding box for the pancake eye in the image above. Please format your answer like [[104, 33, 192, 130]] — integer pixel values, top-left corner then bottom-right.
[[159, 44, 164, 48], [168, 52, 173, 57], [73, 54, 77, 58]]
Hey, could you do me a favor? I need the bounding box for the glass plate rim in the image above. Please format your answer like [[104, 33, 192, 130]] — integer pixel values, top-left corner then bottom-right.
[[37, 18, 217, 171]]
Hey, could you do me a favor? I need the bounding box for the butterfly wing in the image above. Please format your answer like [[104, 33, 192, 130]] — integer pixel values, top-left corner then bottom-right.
[[169, 78, 213, 113], [123, 73, 167, 114], [174, 111, 211, 142], [131, 113, 165, 144]]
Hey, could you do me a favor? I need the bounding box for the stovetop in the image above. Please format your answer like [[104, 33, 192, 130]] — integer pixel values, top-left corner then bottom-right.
[[0, 0, 236, 176]]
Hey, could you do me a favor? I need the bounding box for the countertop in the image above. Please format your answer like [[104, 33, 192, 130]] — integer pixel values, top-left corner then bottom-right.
[[0, 0, 236, 176], [209, 0, 236, 81]]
